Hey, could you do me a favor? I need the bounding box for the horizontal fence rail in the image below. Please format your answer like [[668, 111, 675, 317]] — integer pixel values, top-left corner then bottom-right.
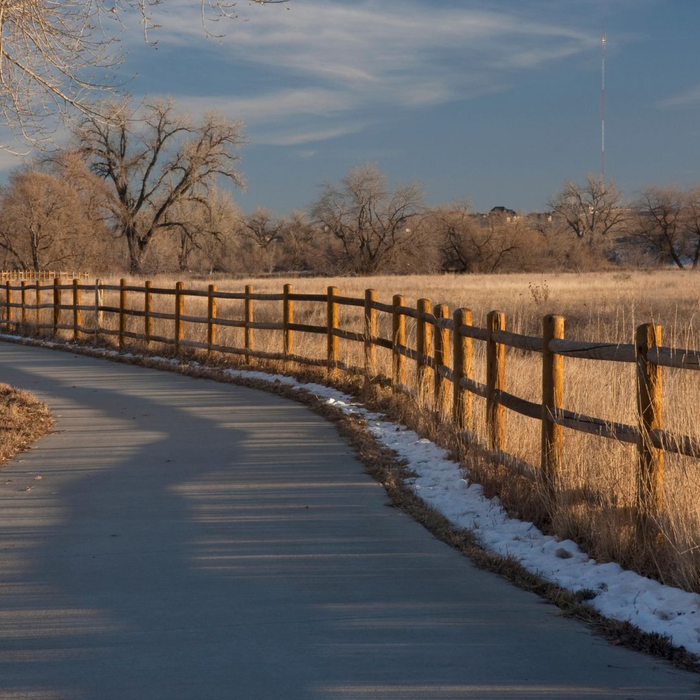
[[0, 270, 90, 282], [0, 277, 697, 534]]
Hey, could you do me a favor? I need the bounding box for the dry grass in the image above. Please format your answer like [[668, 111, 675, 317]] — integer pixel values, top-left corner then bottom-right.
[[0, 383, 54, 466], [15, 269, 700, 593]]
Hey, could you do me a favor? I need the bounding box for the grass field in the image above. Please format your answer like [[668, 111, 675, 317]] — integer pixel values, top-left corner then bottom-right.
[[20, 269, 700, 593]]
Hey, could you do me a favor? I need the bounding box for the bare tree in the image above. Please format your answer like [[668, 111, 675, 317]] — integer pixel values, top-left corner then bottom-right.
[[278, 210, 322, 272], [0, 0, 286, 149], [431, 201, 526, 273], [312, 163, 423, 274], [74, 99, 245, 273], [0, 166, 102, 270], [548, 175, 627, 244], [631, 186, 689, 269], [238, 207, 285, 273], [167, 189, 240, 272], [242, 207, 284, 249]]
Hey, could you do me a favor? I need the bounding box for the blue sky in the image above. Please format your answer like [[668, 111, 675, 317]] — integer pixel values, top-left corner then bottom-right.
[[14, 0, 700, 214]]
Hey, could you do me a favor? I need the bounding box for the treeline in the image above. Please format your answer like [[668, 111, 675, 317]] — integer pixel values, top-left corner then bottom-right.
[[0, 100, 698, 277]]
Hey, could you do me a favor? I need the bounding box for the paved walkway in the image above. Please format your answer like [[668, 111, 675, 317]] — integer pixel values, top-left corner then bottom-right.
[[0, 342, 698, 700]]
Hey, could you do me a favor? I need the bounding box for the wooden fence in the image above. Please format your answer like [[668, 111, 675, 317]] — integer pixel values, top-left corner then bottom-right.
[[1, 277, 699, 530], [0, 270, 90, 282]]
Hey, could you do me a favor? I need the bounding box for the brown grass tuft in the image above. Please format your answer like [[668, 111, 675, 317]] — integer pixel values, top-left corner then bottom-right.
[[0, 383, 54, 466]]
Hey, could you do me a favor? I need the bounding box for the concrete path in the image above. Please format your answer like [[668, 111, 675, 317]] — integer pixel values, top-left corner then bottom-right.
[[0, 343, 697, 700]]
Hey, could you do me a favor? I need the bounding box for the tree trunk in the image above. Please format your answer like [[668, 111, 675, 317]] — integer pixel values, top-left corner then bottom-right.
[[126, 230, 146, 275], [30, 230, 40, 271], [669, 246, 685, 269], [178, 249, 189, 273]]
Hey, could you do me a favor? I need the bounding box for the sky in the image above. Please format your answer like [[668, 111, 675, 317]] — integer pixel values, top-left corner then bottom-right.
[[7, 0, 700, 215]]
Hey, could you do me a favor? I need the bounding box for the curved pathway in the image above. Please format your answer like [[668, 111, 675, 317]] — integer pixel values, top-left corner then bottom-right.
[[0, 342, 697, 700]]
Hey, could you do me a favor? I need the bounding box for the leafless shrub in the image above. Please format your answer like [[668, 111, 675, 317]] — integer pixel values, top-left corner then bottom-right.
[[0, 163, 109, 270], [312, 163, 424, 274], [548, 174, 627, 243]]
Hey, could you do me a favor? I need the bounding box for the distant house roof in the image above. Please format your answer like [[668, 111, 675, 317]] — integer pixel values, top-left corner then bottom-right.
[[489, 206, 517, 217]]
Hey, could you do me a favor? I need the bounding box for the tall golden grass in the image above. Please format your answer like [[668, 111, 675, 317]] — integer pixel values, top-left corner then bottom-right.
[[20, 269, 700, 593]]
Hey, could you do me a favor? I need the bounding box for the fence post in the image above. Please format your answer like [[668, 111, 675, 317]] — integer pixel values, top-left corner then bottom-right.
[[53, 278, 61, 336], [453, 308, 473, 432], [636, 323, 663, 536], [119, 279, 127, 350], [20, 281, 27, 334], [283, 283, 293, 362], [35, 280, 42, 333], [434, 303, 450, 417], [175, 281, 184, 354], [207, 284, 217, 357], [245, 285, 254, 364], [144, 281, 153, 347], [94, 279, 103, 345], [392, 294, 406, 394], [542, 314, 564, 497], [73, 279, 81, 342], [364, 289, 377, 390], [486, 310, 506, 451], [327, 285, 339, 379], [6, 281, 13, 331], [416, 298, 433, 404]]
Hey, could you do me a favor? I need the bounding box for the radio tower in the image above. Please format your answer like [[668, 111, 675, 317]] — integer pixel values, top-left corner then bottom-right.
[[601, 28, 606, 182]]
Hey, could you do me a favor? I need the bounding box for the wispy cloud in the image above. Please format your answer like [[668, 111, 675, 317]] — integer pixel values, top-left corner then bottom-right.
[[168, 89, 353, 124], [159, 93, 365, 146], [257, 123, 368, 146], [658, 84, 700, 108], [142, 0, 598, 145]]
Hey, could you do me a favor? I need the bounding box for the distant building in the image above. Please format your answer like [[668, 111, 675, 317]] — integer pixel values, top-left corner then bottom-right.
[[485, 206, 520, 223], [489, 206, 517, 218]]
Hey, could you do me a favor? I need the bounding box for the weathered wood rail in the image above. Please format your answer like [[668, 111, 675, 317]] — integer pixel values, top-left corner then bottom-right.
[[0, 270, 90, 282], [1, 277, 698, 530]]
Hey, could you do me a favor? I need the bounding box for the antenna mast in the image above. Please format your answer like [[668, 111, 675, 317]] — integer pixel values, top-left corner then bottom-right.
[[601, 28, 606, 182]]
